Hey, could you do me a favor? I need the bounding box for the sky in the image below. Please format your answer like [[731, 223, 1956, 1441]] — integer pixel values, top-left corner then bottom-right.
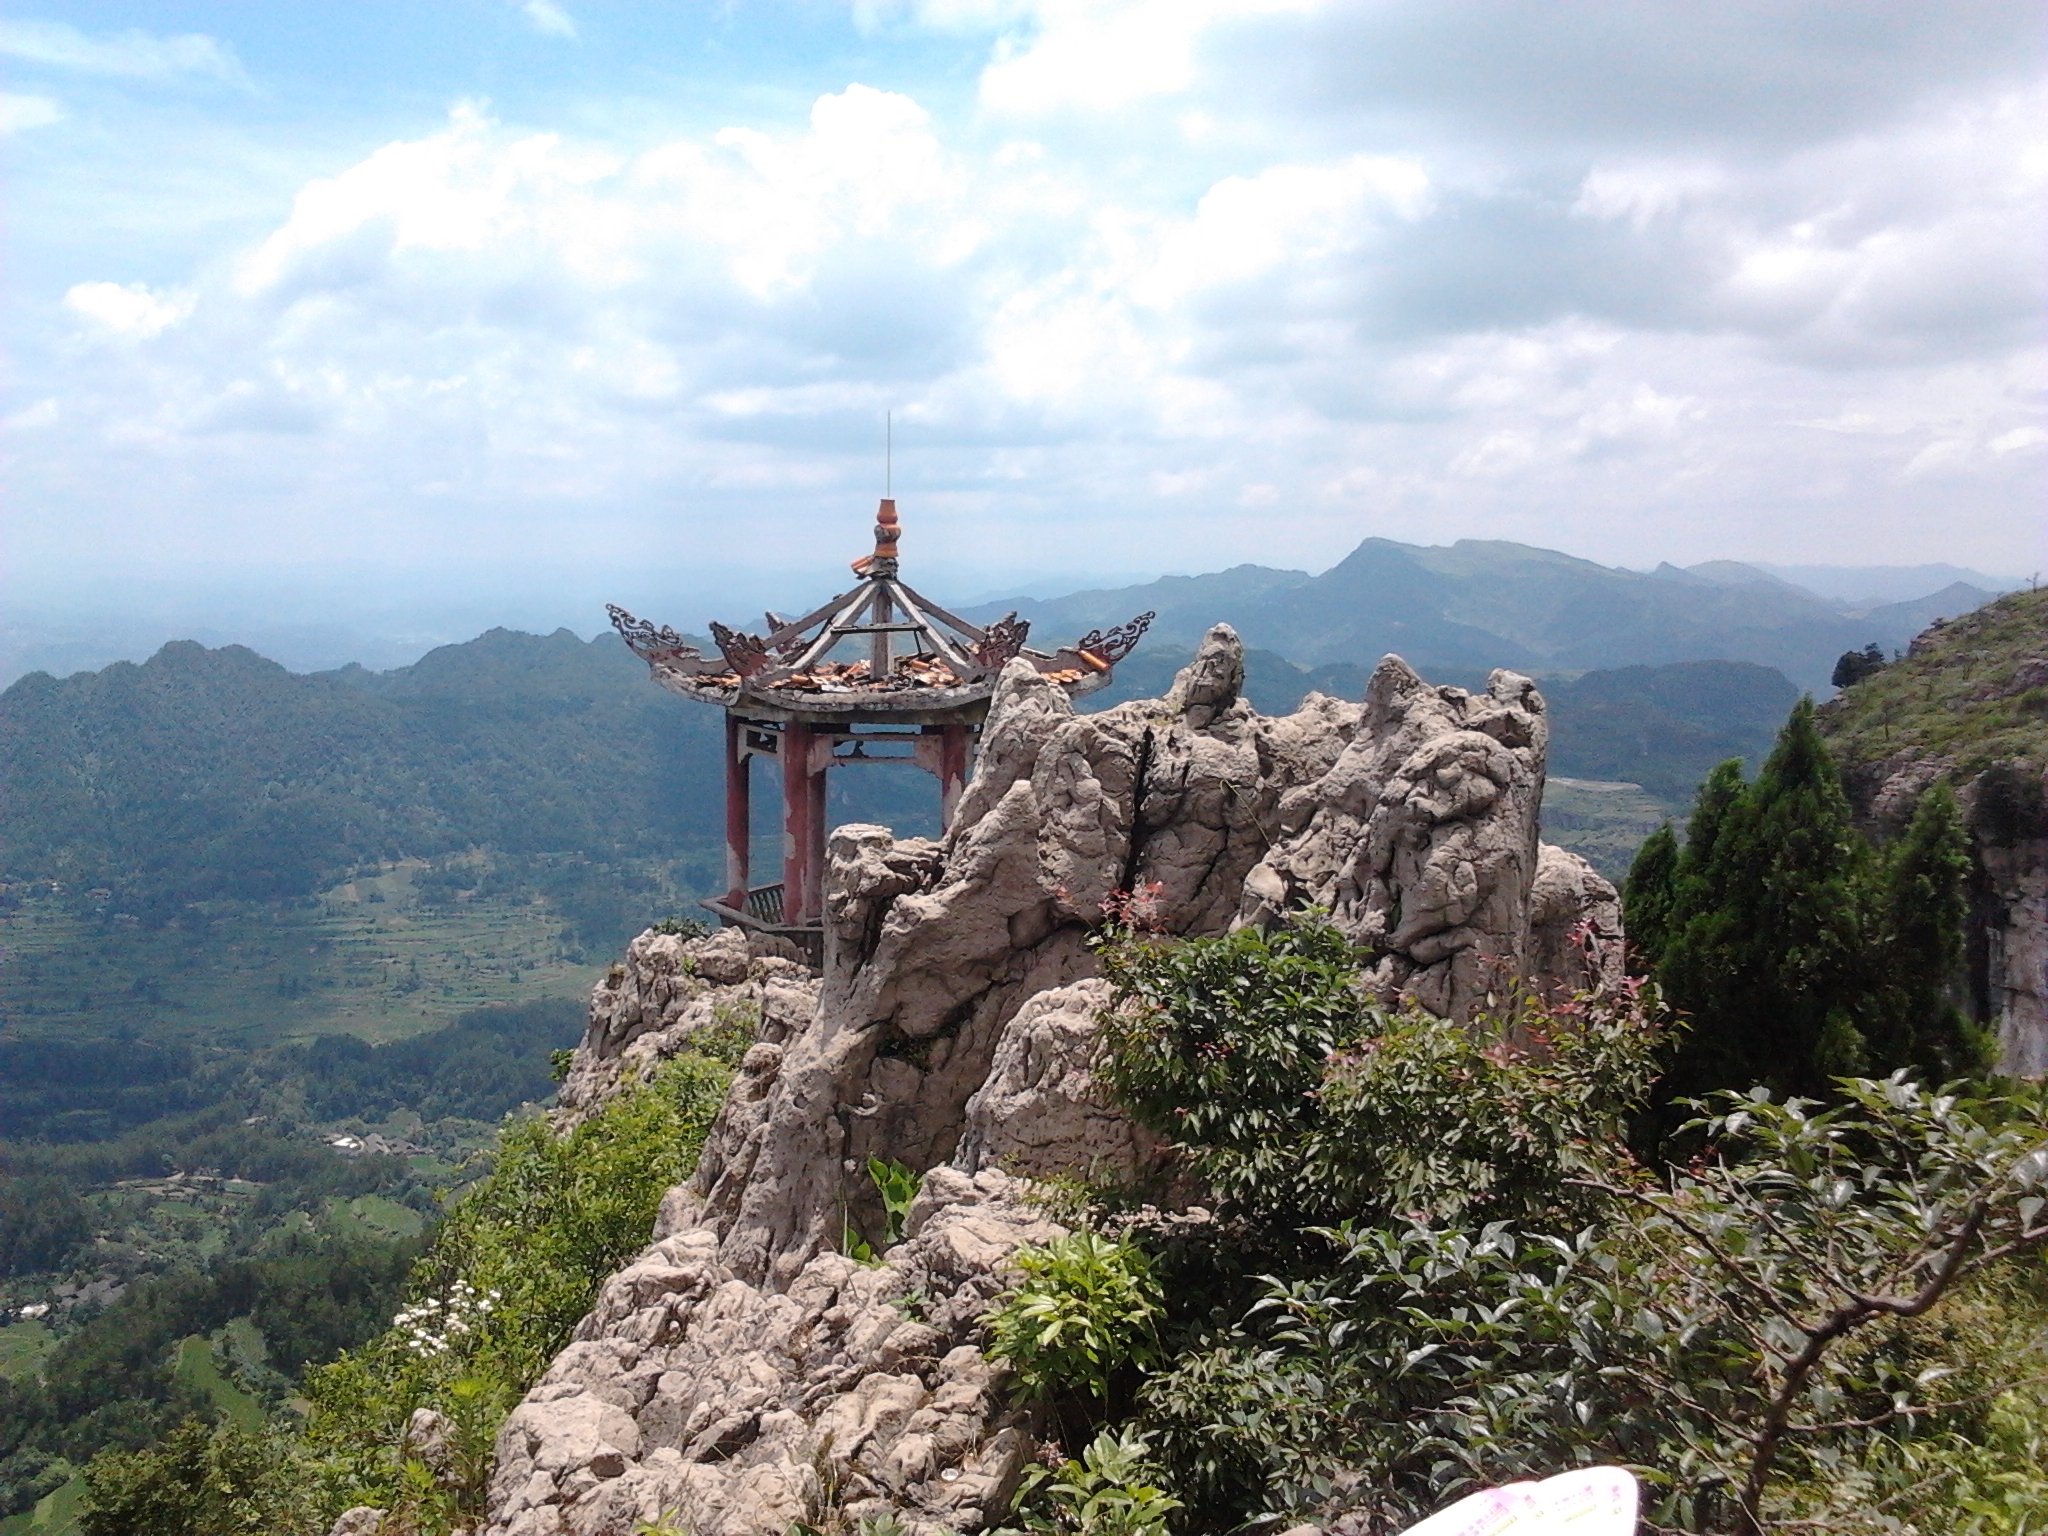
[[4, 0, 2045, 654]]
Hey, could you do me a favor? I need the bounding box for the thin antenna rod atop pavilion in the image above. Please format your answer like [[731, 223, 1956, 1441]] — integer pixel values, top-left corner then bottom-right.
[[885, 410, 892, 498]]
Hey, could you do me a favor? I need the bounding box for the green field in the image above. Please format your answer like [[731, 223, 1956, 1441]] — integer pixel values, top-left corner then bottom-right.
[[0, 1474, 85, 1536], [337, 1193, 429, 1239], [1540, 777, 1679, 881], [0, 1321, 53, 1383], [172, 1334, 267, 1431], [1, 860, 606, 1049]]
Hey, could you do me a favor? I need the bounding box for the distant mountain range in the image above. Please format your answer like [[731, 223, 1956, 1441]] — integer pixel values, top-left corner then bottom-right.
[[963, 538, 2002, 694], [1751, 562, 2023, 608], [0, 536, 2004, 924]]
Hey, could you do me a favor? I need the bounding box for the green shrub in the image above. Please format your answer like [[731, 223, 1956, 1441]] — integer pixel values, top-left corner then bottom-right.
[[1005, 1428, 1180, 1536], [1084, 918, 2047, 1532], [298, 1049, 733, 1526], [987, 1232, 1163, 1408], [1136, 1074, 2048, 1533], [1096, 918, 1662, 1233], [78, 1418, 314, 1536]]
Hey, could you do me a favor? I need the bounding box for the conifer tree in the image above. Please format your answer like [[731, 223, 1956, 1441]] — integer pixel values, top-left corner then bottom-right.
[[1632, 701, 1875, 1106], [1868, 782, 1986, 1079], [1620, 823, 1679, 971]]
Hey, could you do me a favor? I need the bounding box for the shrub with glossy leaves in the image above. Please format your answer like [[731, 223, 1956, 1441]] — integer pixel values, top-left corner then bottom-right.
[[1095, 918, 1663, 1233], [1004, 1429, 1180, 1536], [1137, 1073, 2048, 1534], [987, 1231, 1164, 1408]]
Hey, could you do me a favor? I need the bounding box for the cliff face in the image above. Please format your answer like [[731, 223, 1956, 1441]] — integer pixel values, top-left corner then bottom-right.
[[1820, 587, 2048, 1077], [475, 629, 1623, 1536]]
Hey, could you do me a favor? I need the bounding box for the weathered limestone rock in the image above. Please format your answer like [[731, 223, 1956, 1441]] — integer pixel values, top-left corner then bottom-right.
[[693, 629, 1375, 1287], [482, 1171, 1057, 1536], [1526, 844, 1628, 1004], [1845, 753, 2048, 1077], [1977, 822, 2048, 1078], [556, 928, 820, 1127], [327, 1510, 387, 1536], [952, 978, 1171, 1186], [1237, 657, 1550, 1020], [481, 632, 1623, 1536]]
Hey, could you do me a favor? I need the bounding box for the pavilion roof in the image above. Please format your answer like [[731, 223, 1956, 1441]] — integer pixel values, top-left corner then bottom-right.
[[609, 499, 1152, 715]]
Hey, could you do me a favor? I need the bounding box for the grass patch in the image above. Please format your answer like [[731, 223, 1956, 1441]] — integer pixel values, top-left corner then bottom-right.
[[1822, 586, 2048, 777], [338, 1194, 427, 1240], [0, 1472, 86, 1536], [171, 1335, 266, 1432], [0, 1320, 53, 1382]]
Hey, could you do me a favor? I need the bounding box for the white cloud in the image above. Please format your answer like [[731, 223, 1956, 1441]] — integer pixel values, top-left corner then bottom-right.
[[0, 91, 62, 133], [10, 7, 2045, 594], [0, 19, 245, 83], [977, 0, 1312, 115], [64, 281, 195, 338], [514, 1, 578, 39], [1140, 156, 1429, 304], [4, 399, 60, 430]]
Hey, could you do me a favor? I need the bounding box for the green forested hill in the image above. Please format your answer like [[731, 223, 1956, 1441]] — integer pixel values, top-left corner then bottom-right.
[[1821, 585, 2048, 785], [2, 626, 1802, 957], [1542, 660, 1799, 799], [0, 629, 725, 919]]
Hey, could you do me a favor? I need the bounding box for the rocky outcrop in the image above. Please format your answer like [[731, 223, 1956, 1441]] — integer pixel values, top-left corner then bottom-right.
[[1975, 816, 2048, 1078], [952, 978, 1171, 1186], [1843, 752, 2048, 1078], [556, 926, 820, 1126], [1526, 844, 1628, 1005], [1821, 589, 2048, 1079], [1236, 657, 1553, 1019], [685, 631, 1379, 1291], [485, 1170, 1059, 1536], [477, 629, 1622, 1536]]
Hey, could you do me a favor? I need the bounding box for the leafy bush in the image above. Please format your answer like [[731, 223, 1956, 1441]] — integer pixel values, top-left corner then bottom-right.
[[1096, 918, 1661, 1234], [1005, 1429, 1180, 1536], [1135, 1075, 2048, 1534], [1079, 917, 2048, 1533], [987, 1232, 1163, 1408], [292, 1049, 734, 1529], [78, 1418, 313, 1536]]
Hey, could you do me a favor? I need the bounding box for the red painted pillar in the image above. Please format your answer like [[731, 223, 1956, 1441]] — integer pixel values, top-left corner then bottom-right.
[[782, 720, 816, 925], [723, 713, 750, 911], [938, 723, 972, 829], [808, 739, 830, 922]]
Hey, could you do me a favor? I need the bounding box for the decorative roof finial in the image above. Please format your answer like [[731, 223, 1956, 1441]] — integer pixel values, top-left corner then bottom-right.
[[853, 497, 900, 577]]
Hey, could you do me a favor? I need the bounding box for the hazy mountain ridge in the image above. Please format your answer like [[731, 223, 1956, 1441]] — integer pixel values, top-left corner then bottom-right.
[[966, 537, 2001, 693]]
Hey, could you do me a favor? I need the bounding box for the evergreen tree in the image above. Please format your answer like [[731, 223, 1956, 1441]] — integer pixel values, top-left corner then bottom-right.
[[1621, 823, 1679, 971], [1624, 702, 1993, 1132], [1868, 782, 1986, 1079], [1641, 701, 1876, 1106], [1830, 642, 1888, 689]]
